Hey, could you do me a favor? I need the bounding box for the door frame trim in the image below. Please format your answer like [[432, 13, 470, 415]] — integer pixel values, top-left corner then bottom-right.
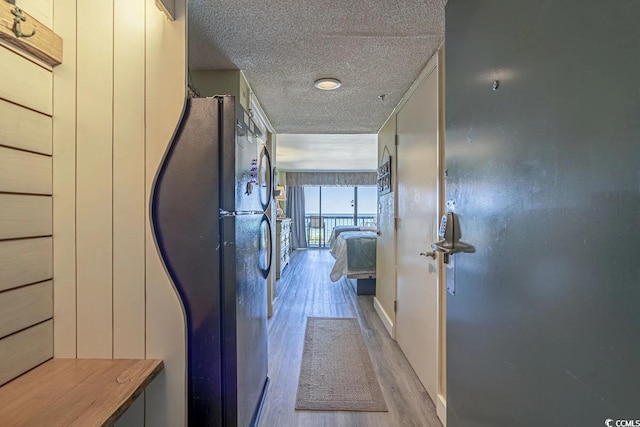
[[377, 47, 440, 134], [395, 44, 447, 425], [436, 43, 447, 426], [393, 45, 446, 425]]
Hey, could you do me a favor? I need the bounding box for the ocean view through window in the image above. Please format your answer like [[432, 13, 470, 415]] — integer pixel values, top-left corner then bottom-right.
[[304, 186, 377, 247]]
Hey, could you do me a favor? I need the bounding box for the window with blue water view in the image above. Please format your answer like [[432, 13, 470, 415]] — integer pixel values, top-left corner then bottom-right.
[[304, 186, 377, 247]]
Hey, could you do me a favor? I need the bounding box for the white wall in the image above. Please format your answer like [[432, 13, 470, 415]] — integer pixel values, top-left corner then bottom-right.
[[0, 0, 54, 385], [375, 115, 397, 336], [53, 0, 187, 425]]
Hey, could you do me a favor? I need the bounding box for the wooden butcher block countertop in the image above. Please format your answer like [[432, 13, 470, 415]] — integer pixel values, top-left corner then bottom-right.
[[0, 358, 163, 426]]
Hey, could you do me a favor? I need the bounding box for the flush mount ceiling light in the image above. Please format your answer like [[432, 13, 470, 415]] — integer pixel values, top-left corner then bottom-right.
[[314, 78, 342, 91]]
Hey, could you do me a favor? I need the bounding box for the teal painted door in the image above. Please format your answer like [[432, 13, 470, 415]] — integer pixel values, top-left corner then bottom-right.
[[445, 1, 640, 426]]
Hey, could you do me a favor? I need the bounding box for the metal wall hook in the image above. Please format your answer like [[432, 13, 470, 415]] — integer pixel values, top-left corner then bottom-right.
[[12, 7, 36, 38]]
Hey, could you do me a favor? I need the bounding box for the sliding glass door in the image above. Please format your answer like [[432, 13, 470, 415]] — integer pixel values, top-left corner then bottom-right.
[[356, 186, 377, 227], [304, 186, 377, 248]]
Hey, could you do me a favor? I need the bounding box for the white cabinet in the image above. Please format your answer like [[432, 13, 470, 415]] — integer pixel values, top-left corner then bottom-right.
[[275, 219, 291, 279]]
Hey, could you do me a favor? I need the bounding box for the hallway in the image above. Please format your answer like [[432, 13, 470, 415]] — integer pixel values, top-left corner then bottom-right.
[[259, 249, 442, 427]]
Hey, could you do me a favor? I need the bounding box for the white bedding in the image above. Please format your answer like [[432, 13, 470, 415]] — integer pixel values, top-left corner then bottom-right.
[[328, 226, 377, 255], [329, 231, 378, 282]]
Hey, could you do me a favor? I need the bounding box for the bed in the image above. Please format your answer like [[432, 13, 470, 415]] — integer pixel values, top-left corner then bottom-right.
[[329, 230, 378, 294], [328, 225, 377, 255]]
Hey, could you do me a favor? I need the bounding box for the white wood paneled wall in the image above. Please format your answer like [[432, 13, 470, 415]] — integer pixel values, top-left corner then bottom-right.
[[52, 0, 187, 425], [75, 0, 115, 360], [144, 0, 187, 425], [0, 29, 54, 386], [0, 100, 52, 155], [0, 281, 52, 339], [22, 0, 53, 28], [113, 0, 146, 361], [0, 320, 53, 386], [52, 0, 77, 358], [0, 238, 52, 292], [0, 47, 52, 115]]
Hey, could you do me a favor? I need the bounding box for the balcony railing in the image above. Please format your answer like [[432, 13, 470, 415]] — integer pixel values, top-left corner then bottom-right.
[[305, 214, 376, 248]]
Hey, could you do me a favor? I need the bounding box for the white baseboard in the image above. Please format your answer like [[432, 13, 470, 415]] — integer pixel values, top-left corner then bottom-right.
[[436, 393, 447, 426], [373, 297, 394, 338]]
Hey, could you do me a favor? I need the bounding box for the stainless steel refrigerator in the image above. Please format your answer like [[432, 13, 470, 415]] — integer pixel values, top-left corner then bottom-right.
[[151, 96, 272, 426]]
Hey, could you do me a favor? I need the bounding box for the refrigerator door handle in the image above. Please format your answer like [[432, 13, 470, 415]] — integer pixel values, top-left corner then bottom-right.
[[220, 209, 264, 217], [258, 146, 273, 211], [263, 213, 273, 278]]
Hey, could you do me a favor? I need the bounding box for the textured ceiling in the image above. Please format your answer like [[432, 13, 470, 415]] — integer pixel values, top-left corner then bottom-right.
[[188, 0, 445, 134], [276, 134, 378, 171]]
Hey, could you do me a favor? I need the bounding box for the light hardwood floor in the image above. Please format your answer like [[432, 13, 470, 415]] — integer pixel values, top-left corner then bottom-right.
[[259, 249, 443, 427]]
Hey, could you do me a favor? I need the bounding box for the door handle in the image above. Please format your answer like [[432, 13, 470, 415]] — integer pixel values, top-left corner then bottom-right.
[[431, 241, 454, 254], [431, 212, 475, 264], [419, 251, 437, 259]]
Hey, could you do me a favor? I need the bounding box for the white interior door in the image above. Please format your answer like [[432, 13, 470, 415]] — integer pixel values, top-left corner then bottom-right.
[[396, 64, 440, 406]]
